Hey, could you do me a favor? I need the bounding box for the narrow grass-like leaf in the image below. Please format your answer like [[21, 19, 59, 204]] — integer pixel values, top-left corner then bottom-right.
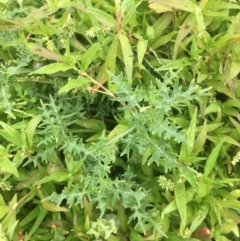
[[156, 57, 191, 71], [24, 207, 47, 241], [137, 39, 148, 65], [122, 1, 143, 27], [19, 206, 39, 227], [212, 34, 240, 53], [192, 119, 207, 156], [182, 166, 198, 188], [225, 60, 240, 82], [81, 42, 101, 71], [93, 63, 108, 92], [34, 171, 69, 185], [197, 179, 208, 198], [87, 7, 116, 27], [0, 145, 18, 177], [25, 115, 42, 148], [149, 3, 172, 13], [0, 121, 23, 147], [117, 206, 128, 233], [186, 108, 197, 153], [84, 196, 92, 220], [189, 206, 209, 236], [149, 0, 197, 12], [150, 31, 177, 50], [38, 190, 69, 212], [58, 78, 91, 94], [230, 190, 240, 198], [6, 220, 18, 241], [119, 33, 133, 83], [26, 43, 62, 61], [130, 230, 144, 241], [152, 12, 174, 38], [161, 201, 177, 220], [0, 156, 18, 177], [29, 63, 72, 75], [230, 117, 240, 135], [76, 119, 105, 131], [173, 13, 195, 59], [105, 35, 118, 73], [0, 205, 10, 219], [70, 36, 86, 51], [195, 122, 223, 133], [175, 182, 186, 233], [222, 135, 240, 147], [179, 143, 189, 163], [104, 35, 119, 91], [204, 141, 223, 176]]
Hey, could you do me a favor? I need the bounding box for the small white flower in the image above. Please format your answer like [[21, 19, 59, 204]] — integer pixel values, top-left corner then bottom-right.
[[231, 153, 240, 166], [196, 172, 204, 179], [86, 28, 97, 38]]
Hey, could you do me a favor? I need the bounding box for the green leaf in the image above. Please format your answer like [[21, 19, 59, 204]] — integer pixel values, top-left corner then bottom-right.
[[175, 181, 186, 233], [87, 7, 116, 27], [122, 0, 143, 27], [26, 42, 62, 61], [156, 57, 192, 71], [29, 63, 72, 75], [38, 190, 69, 212], [130, 230, 144, 241], [6, 220, 18, 241], [212, 34, 240, 53], [58, 78, 91, 94], [25, 115, 42, 148], [182, 166, 198, 188], [222, 135, 240, 147], [0, 154, 18, 177], [105, 35, 118, 73], [149, 0, 197, 12], [186, 108, 197, 153], [150, 31, 177, 50], [70, 36, 86, 51], [179, 142, 189, 163], [137, 39, 148, 65], [119, 33, 133, 83], [149, 3, 173, 13], [19, 206, 39, 227], [142, 145, 153, 165], [173, 13, 195, 59], [206, 79, 235, 98], [0, 121, 23, 147], [34, 171, 69, 185], [0, 195, 10, 219], [107, 124, 133, 144], [230, 189, 240, 198], [192, 119, 207, 156], [197, 179, 207, 198], [76, 119, 105, 131], [152, 12, 174, 38], [117, 207, 128, 233], [195, 122, 223, 133], [81, 42, 102, 71], [218, 199, 240, 209], [86, 133, 102, 142], [204, 141, 223, 176], [104, 35, 119, 90], [24, 207, 48, 241], [189, 206, 209, 236], [225, 60, 240, 82]]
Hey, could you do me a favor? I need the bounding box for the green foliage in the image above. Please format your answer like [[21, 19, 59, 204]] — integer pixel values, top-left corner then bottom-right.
[[0, 0, 240, 240]]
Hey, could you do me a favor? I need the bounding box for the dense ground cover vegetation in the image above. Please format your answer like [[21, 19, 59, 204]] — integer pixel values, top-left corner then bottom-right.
[[0, 0, 240, 240]]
